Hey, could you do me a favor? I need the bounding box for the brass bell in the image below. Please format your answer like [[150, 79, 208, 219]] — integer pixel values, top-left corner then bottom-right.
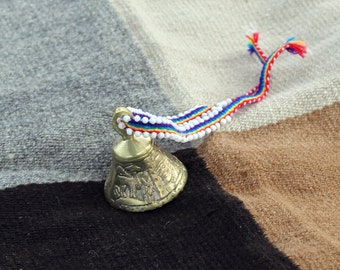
[[105, 107, 188, 212]]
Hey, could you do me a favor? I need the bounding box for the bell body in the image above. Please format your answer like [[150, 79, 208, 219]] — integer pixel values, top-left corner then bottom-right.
[[105, 135, 187, 212]]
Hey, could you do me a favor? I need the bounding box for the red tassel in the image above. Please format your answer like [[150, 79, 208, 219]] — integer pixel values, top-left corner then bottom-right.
[[246, 32, 259, 44], [287, 40, 307, 58]]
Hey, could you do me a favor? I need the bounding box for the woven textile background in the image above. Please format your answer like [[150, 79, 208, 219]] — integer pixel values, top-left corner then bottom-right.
[[1, 0, 339, 269]]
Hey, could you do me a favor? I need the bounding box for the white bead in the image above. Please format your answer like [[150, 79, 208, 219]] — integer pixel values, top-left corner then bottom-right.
[[123, 115, 131, 123], [126, 128, 133, 135], [212, 109, 219, 115], [187, 135, 193, 141], [215, 123, 221, 129], [142, 117, 149, 124], [158, 132, 165, 139], [220, 118, 227, 125], [134, 115, 141, 122], [198, 132, 204, 139], [226, 116, 232, 122], [149, 117, 157, 124], [192, 119, 199, 125], [165, 133, 171, 138], [182, 137, 188, 143], [216, 106, 223, 112], [135, 131, 141, 137], [143, 132, 149, 138], [178, 113, 184, 117], [205, 128, 212, 134], [118, 122, 126, 129], [193, 134, 198, 140], [156, 117, 163, 124], [151, 132, 157, 139], [226, 98, 232, 104], [211, 125, 217, 132], [203, 115, 209, 121], [220, 101, 227, 107], [180, 126, 187, 132], [175, 135, 182, 142]]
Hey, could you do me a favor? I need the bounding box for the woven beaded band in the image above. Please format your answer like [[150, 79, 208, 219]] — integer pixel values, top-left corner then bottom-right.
[[116, 33, 307, 143]]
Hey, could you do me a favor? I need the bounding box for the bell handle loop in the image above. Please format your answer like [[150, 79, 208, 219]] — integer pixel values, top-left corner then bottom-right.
[[112, 107, 133, 140]]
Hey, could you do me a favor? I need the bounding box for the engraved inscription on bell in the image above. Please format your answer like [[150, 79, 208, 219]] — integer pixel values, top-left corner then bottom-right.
[[106, 146, 186, 211]]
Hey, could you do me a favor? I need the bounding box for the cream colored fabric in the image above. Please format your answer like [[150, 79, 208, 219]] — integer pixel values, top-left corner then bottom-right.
[[112, 0, 340, 131]]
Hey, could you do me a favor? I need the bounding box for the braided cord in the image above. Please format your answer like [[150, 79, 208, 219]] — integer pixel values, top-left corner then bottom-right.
[[246, 32, 268, 64], [116, 33, 306, 143]]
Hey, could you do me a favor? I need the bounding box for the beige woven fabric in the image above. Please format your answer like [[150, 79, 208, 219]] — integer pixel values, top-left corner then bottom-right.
[[112, 0, 340, 131], [197, 103, 340, 269]]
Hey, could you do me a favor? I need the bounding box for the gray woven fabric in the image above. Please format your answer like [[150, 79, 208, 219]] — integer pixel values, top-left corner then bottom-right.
[[0, 0, 180, 189]]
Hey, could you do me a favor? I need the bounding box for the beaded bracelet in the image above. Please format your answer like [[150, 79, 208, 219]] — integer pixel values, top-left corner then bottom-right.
[[116, 33, 306, 143]]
